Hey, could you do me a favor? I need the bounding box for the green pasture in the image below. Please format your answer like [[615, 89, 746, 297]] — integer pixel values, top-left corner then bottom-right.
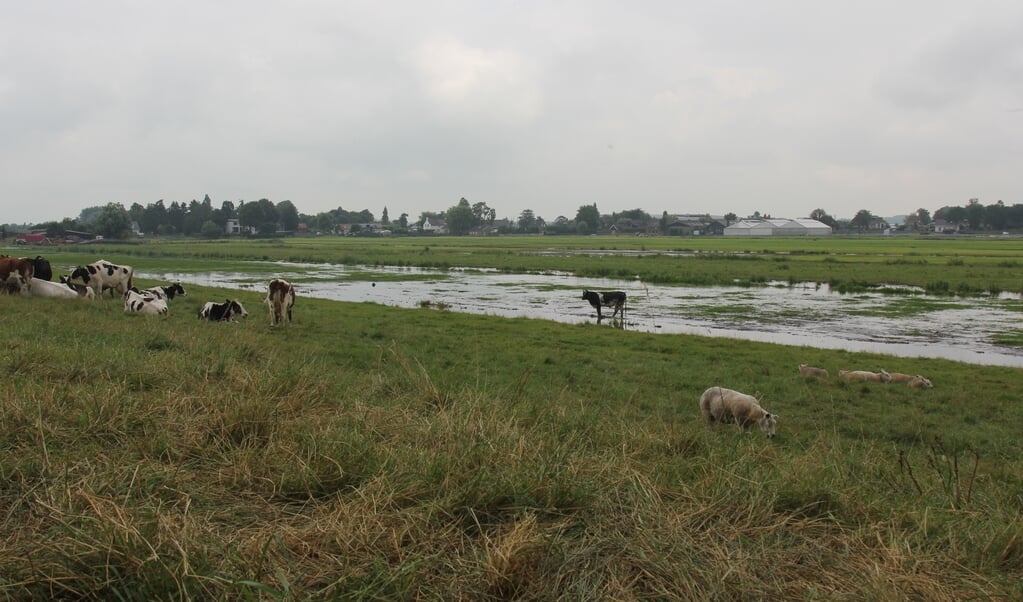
[[24, 233, 1023, 295], [2, 245, 1023, 598]]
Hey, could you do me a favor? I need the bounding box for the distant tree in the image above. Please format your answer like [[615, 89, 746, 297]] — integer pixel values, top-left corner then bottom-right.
[[276, 200, 299, 231], [237, 201, 264, 232], [93, 203, 132, 239], [809, 208, 839, 229], [915, 208, 931, 225], [200, 220, 222, 239], [518, 208, 538, 232], [381, 206, 390, 225], [77, 206, 104, 226], [446, 198, 475, 235], [660, 211, 670, 233], [964, 198, 985, 230], [850, 209, 874, 231], [472, 201, 496, 225], [575, 204, 600, 233], [943, 205, 967, 226], [985, 201, 1008, 231], [398, 213, 409, 228], [724, 212, 737, 225]]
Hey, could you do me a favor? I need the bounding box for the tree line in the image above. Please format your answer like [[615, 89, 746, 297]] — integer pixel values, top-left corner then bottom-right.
[[11, 195, 1022, 240]]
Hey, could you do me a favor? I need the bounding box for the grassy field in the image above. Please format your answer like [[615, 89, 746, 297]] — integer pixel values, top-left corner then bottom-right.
[[2, 237, 1022, 599]]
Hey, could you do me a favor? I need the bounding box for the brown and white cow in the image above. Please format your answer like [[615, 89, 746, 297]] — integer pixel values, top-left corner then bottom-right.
[[265, 278, 296, 325], [0, 256, 35, 294], [70, 260, 134, 298]]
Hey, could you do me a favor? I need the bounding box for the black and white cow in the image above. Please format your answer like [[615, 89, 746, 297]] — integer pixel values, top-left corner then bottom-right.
[[70, 260, 134, 298], [124, 288, 169, 315], [198, 299, 248, 322], [59, 275, 97, 299], [582, 289, 627, 321], [142, 282, 187, 301]]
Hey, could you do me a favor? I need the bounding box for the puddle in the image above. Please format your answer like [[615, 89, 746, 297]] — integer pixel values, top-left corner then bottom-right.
[[143, 262, 1023, 368]]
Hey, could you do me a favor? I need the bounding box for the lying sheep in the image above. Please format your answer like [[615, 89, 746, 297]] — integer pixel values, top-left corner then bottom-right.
[[838, 369, 891, 383], [798, 364, 829, 379], [699, 387, 778, 438], [907, 375, 933, 389]]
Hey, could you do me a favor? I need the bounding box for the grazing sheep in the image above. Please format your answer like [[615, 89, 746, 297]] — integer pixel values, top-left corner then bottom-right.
[[838, 369, 891, 383], [907, 375, 934, 389], [699, 387, 778, 438], [798, 364, 829, 379], [886, 372, 929, 385]]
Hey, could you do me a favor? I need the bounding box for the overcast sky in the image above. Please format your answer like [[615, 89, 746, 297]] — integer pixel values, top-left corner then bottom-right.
[[3, 1, 1021, 225]]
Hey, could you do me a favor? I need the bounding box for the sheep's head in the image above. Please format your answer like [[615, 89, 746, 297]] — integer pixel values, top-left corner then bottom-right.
[[759, 413, 778, 438], [879, 369, 892, 383]]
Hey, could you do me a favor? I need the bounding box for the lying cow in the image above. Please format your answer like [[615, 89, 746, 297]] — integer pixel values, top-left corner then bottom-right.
[[70, 260, 134, 298], [141, 282, 188, 301], [28, 278, 79, 299], [198, 299, 248, 322], [59, 275, 97, 299], [699, 386, 778, 438], [838, 369, 891, 383], [798, 364, 829, 379], [0, 256, 34, 294], [582, 289, 627, 321], [265, 278, 296, 325], [124, 289, 169, 315]]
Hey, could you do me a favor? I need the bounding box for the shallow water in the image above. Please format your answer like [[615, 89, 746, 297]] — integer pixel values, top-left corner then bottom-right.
[[144, 262, 1023, 368]]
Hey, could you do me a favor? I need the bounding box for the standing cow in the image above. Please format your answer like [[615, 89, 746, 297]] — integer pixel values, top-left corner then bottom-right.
[[582, 289, 627, 321], [265, 278, 296, 325], [70, 260, 134, 298]]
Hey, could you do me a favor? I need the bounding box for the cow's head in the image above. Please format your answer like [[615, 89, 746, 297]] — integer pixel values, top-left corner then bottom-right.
[[169, 282, 187, 297], [230, 299, 248, 319], [70, 266, 91, 283]]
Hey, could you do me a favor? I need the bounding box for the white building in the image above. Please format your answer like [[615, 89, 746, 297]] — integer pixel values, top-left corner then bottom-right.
[[724, 218, 832, 236]]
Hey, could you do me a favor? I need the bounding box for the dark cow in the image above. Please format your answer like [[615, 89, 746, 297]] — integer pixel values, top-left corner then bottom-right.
[[198, 299, 248, 322], [265, 278, 296, 325], [142, 282, 187, 301], [70, 260, 134, 298], [32, 256, 52, 281], [582, 289, 627, 321], [0, 256, 35, 294]]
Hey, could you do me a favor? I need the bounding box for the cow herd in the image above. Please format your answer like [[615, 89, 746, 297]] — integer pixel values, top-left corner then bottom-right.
[[0, 255, 297, 326]]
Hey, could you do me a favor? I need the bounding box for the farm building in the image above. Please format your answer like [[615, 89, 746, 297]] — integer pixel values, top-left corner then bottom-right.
[[724, 218, 832, 236]]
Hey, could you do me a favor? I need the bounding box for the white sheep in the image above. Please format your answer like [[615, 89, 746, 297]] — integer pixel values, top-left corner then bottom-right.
[[907, 375, 934, 389], [699, 387, 778, 438], [798, 364, 829, 379], [838, 369, 891, 383]]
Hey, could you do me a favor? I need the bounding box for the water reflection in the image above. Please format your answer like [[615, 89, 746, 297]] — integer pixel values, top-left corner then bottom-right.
[[144, 262, 1023, 368]]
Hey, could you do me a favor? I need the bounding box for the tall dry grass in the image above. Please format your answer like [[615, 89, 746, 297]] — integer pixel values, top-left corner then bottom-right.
[[1, 289, 1021, 599]]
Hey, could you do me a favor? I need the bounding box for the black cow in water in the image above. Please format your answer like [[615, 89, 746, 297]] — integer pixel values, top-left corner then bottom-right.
[[582, 290, 627, 321]]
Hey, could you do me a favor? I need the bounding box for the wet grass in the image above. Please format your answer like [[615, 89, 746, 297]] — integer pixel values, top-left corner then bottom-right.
[[2, 277, 1023, 598], [848, 297, 974, 318], [29, 233, 1023, 295]]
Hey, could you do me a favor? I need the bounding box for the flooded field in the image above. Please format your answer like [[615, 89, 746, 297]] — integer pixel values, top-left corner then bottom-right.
[[146, 262, 1023, 368]]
